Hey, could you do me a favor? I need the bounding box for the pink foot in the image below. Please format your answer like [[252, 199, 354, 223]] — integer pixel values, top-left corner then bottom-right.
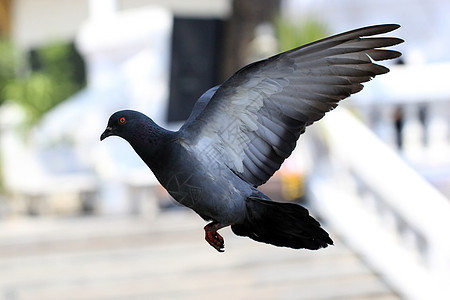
[[204, 222, 225, 252]]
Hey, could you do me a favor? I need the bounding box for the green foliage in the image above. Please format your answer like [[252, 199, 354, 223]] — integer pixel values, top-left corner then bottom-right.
[[4, 73, 55, 123], [0, 39, 21, 104], [275, 17, 328, 52], [0, 41, 85, 125]]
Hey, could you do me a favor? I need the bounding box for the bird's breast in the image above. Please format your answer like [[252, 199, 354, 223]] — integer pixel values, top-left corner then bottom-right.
[[155, 143, 248, 224]]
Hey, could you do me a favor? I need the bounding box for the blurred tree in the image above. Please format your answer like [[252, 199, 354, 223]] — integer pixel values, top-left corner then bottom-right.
[[0, 39, 20, 105], [2, 42, 85, 125], [221, 0, 281, 80], [220, 2, 328, 82], [0, 0, 12, 37], [275, 17, 328, 52]]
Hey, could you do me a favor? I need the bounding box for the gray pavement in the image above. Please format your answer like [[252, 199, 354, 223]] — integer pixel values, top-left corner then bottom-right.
[[0, 210, 400, 300]]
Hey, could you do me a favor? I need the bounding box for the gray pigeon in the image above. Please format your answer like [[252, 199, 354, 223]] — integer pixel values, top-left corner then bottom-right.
[[101, 24, 403, 252]]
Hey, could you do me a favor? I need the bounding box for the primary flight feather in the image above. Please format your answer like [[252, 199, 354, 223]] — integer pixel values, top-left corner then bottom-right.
[[101, 24, 403, 252]]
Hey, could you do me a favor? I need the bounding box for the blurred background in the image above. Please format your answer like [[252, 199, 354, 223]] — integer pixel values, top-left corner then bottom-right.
[[0, 0, 449, 299]]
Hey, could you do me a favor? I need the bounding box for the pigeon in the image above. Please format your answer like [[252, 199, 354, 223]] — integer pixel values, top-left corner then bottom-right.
[[101, 24, 403, 252]]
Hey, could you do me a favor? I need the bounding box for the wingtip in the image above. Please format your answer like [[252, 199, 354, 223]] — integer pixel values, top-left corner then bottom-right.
[[393, 37, 405, 45], [375, 23, 401, 31], [387, 23, 401, 30], [318, 23, 403, 44], [356, 23, 402, 37]]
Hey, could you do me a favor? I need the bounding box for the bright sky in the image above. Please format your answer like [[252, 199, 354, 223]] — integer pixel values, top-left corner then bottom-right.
[[283, 0, 450, 63]]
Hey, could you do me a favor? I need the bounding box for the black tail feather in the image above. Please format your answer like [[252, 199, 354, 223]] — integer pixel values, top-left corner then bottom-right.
[[231, 197, 333, 250]]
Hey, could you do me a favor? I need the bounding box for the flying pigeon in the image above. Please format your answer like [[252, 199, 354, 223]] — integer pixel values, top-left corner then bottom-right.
[[101, 24, 403, 252]]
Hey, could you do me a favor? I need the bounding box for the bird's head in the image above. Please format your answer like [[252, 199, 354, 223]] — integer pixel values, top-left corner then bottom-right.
[[100, 110, 172, 168], [100, 110, 148, 142]]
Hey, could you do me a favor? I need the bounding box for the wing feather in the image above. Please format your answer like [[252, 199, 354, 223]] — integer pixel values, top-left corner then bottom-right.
[[181, 24, 403, 186]]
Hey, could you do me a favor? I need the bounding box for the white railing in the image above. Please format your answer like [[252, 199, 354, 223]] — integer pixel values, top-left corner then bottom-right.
[[309, 108, 450, 300], [349, 63, 450, 196]]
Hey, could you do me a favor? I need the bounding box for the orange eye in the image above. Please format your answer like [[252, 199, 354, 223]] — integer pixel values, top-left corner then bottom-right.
[[119, 117, 126, 124]]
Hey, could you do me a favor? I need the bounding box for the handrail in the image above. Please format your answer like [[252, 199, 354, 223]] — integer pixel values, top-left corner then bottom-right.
[[351, 63, 450, 104], [309, 108, 450, 300]]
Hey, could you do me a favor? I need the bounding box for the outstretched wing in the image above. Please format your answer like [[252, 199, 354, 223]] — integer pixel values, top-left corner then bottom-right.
[[181, 24, 403, 186]]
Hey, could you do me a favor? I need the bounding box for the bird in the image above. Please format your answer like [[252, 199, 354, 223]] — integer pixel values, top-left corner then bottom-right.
[[101, 24, 403, 252]]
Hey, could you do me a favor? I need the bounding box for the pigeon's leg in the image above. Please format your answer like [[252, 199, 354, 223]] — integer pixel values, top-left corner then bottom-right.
[[204, 221, 226, 252]]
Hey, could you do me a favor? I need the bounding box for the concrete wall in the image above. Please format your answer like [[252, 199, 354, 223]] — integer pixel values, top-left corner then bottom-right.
[[11, 0, 230, 49], [12, 0, 89, 48]]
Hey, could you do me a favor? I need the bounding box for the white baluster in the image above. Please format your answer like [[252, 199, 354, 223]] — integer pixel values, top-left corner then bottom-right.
[[372, 105, 397, 149], [403, 104, 425, 161], [427, 101, 449, 163]]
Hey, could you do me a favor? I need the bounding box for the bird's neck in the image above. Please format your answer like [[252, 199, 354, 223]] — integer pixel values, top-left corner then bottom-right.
[[128, 122, 176, 172]]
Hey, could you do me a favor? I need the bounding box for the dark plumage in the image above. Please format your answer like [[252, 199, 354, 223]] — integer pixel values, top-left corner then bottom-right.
[[101, 24, 403, 252]]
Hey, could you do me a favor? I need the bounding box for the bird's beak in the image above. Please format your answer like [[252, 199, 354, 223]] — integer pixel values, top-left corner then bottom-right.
[[100, 127, 113, 141]]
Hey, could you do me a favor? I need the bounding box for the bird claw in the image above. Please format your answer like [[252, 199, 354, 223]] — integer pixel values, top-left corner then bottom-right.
[[204, 223, 225, 252]]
